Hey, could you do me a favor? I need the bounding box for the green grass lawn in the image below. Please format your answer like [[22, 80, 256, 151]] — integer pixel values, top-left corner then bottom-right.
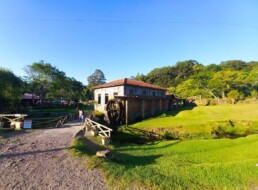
[[70, 104, 258, 189], [132, 104, 258, 139], [71, 135, 258, 189]]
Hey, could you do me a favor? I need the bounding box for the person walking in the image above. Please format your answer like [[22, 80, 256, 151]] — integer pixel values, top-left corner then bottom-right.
[[79, 110, 83, 122], [81, 110, 85, 123]]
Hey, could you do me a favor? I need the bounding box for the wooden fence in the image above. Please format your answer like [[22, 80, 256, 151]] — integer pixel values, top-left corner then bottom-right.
[[85, 117, 112, 138], [0, 114, 71, 129], [31, 114, 71, 128]]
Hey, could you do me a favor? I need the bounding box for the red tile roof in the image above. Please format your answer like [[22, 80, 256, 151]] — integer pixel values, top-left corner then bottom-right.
[[94, 78, 167, 91], [22, 93, 40, 100]]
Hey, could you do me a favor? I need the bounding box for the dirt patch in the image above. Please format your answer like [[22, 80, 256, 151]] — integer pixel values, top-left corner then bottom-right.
[[0, 120, 107, 190]]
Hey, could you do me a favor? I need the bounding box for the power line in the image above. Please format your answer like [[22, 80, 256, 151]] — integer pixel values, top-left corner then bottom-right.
[[0, 18, 257, 29]]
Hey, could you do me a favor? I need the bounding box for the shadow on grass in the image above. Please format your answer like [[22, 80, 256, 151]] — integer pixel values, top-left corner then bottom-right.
[[112, 125, 181, 144], [114, 140, 181, 152], [163, 105, 196, 117], [112, 153, 163, 166], [70, 136, 164, 167], [69, 136, 106, 156], [111, 130, 152, 145]]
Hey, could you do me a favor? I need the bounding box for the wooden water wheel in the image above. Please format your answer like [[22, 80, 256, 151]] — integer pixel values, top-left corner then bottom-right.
[[106, 99, 124, 131]]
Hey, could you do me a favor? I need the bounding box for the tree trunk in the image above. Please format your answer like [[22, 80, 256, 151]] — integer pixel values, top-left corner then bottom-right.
[[205, 88, 217, 99], [222, 91, 225, 99], [40, 85, 46, 112]]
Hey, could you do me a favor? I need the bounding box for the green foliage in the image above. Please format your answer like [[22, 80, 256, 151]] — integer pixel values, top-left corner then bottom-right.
[[221, 60, 247, 71], [92, 110, 105, 123], [87, 69, 106, 88], [251, 90, 258, 100], [0, 67, 25, 111], [227, 90, 240, 99], [25, 60, 85, 110], [194, 98, 210, 106], [132, 73, 147, 82], [93, 110, 105, 118], [132, 60, 257, 99]]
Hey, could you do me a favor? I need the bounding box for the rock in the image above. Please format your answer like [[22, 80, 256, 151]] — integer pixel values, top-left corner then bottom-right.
[[96, 150, 111, 158], [73, 129, 85, 138]]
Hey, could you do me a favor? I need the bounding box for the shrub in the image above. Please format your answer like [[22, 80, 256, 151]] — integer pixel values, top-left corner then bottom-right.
[[195, 99, 210, 106], [163, 131, 180, 140], [208, 99, 218, 105], [92, 110, 106, 124]]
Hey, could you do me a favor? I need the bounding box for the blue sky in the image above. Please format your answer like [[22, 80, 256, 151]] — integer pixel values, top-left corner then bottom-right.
[[0, 0, 258, 84]]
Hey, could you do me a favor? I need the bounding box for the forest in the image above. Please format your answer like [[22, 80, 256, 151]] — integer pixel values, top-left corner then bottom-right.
[[0, 61, 104, 111], [1, 60, 258, 111], [133, 60, 258, 100]]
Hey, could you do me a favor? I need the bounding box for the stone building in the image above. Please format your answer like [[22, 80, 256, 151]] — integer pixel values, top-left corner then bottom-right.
[[94, 78, 175, 124]]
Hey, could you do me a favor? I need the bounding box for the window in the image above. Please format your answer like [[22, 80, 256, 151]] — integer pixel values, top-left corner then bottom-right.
[[129, 89, 133, 95], [105, 93, 109, 104], [142, 90, 146, 96], [98, 94, 101, 104], [152, 91, 156, 96]]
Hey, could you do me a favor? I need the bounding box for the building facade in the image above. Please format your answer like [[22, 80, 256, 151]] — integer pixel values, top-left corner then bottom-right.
[[94, 78, 170, 124]]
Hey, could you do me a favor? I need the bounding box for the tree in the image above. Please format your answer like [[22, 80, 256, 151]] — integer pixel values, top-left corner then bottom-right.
[[81, 86, 92, 101], [251, 90, 258, 101], [64, 77, 84, 101], [208, 71, 246, 99], [132, 73, 147, 82], [220, 60, 247, 71], [174, 60, 200, 82], [175, 79, 208, 98], [24, 61, 65, 111], [0, 67, 25, 111], [227, 90, 240, 104], [146, 66, 176, 87], [87, 69, 106, 88], [192, 70, 218, 99]]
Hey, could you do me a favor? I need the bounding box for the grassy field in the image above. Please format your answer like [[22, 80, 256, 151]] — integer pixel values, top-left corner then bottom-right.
[[71, 135, 258, 189], [70, 104, 258, 189], [132, 104, 258, 139]]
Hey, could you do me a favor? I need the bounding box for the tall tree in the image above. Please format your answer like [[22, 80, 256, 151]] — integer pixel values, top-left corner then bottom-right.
[[87, 69, 106, 88], [208, 71, 246, 98], [227, 90, 240, 104], [24, 61, 64, 111], [0, 67, 24, 111]]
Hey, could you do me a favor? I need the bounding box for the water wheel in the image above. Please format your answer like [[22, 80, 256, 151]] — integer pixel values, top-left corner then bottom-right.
[[106, 99, 124, 131]]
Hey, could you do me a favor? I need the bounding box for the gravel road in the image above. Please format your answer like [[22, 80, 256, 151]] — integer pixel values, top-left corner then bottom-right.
[[0, 120, 107, 190]]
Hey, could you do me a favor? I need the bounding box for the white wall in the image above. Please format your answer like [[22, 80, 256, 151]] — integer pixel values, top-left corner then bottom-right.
[[94, 85, 166, 112], [94, 86, 124, 112]]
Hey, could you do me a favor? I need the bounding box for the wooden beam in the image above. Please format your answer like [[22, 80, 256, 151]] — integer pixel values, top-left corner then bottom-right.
[[141, 99, 145, 119], [125, 99, 129, 125]]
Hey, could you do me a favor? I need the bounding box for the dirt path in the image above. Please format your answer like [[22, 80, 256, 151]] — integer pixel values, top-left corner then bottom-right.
[[0, 120, 107, 190]]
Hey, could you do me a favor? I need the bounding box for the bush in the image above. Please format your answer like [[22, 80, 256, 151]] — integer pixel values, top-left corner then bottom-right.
[[208, 99, 218, 105], [163, 131, 180, 140], [92, 110, 106, 124], [195, 99, 210, 106]]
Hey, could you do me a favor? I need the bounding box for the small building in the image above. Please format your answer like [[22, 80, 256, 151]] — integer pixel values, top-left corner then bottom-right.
[[21, 93, 40, 106], [94, 78, 173, 124]]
